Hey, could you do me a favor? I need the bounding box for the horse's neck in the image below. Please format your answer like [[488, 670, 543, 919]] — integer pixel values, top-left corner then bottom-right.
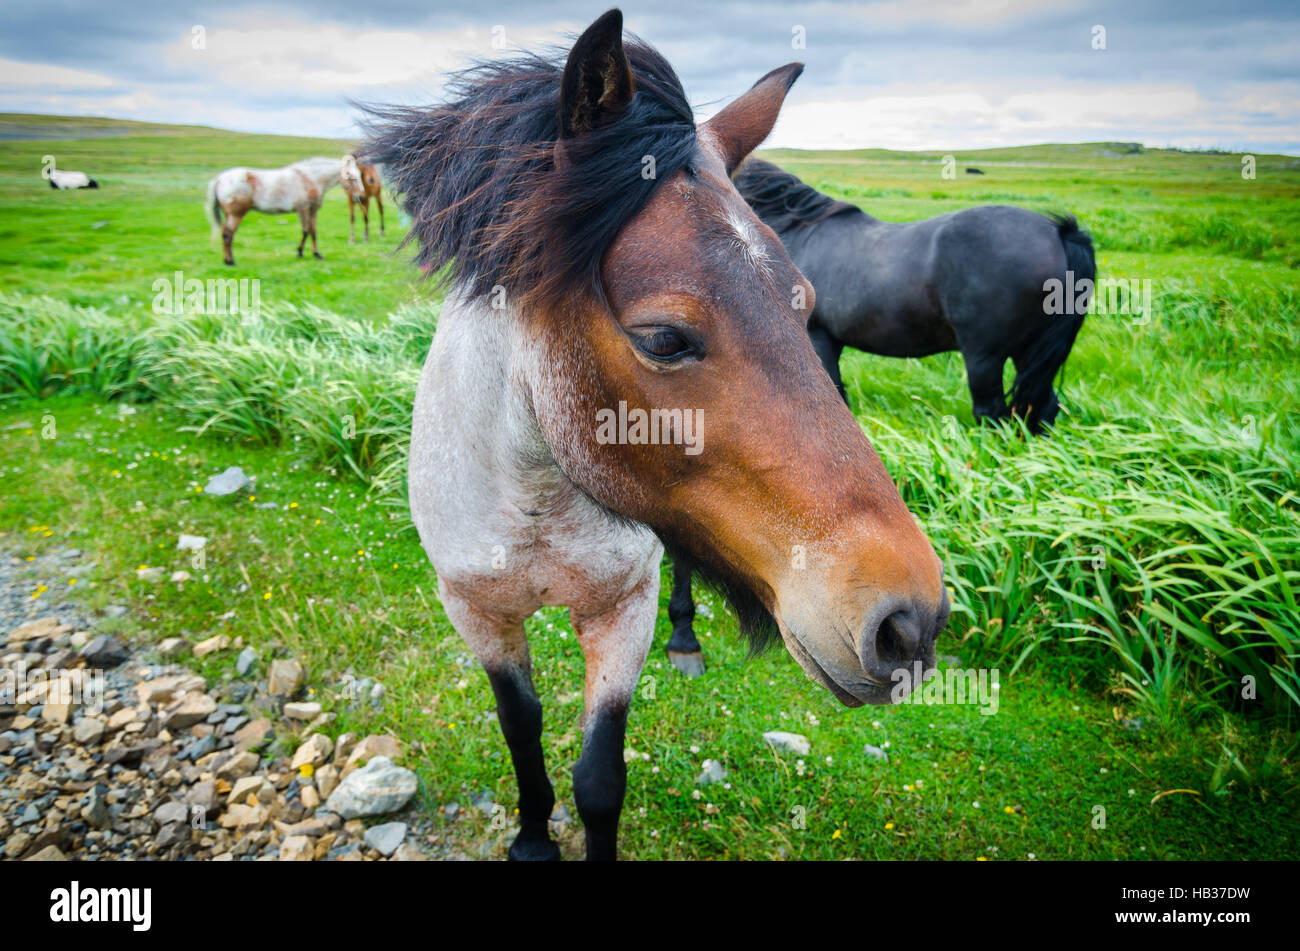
[[423, 291, 569, 503], [296, 159, 342, 190]]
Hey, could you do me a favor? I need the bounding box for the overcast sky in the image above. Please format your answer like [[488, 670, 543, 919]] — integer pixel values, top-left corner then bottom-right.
[[3, 1, 1298, 153]]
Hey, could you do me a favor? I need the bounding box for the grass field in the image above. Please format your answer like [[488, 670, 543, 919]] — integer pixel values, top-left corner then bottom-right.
[[1, 114, 1297, 859]]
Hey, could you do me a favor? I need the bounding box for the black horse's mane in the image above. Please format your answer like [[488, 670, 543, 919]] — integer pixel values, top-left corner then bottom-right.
[[358, 39, 697, 310], [733, 158, 861, 234]]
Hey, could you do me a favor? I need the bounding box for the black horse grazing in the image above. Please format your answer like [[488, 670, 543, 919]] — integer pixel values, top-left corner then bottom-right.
[[736, 158, 1095, 430], [664, 158, 1096, 675]]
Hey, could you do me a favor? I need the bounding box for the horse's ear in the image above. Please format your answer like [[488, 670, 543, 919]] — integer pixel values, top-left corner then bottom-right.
[[704, 63, 803, 175], [559, 9, 635, 138]]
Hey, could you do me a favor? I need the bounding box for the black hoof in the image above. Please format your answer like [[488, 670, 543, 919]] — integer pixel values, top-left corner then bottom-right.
[[508, 836, 561, 862], [313, 252, 324, 260], [667, 650, 706, 678]]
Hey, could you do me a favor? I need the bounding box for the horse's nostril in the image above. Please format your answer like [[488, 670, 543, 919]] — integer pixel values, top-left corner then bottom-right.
[[874, 609, 923, 664]]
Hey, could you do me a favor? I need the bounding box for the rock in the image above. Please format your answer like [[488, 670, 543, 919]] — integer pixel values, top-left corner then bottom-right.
[[267, 659, 303, 697], [231, 717, 273, 751], [82, 785, 110, 828], [177, 534, 207, 551], [204, 466, 251, 497], [279, 834, 314, 861], [333, 733, 357, 763], [155, 801, 189, 826], [227, 776, 271, 805], [5, 832, 34, 858], [24, 845, 68, 861], [236, 648, 258, 676], [165, 692, 217, 730], [301, 785, 321, 810], [328, 842, 363, 862], [192, 635, 230, 659], [283, 702, 321, 720], [291, 734, 333, 770], [324, 756, 418, 819], [347, 734, 402, 765], [137, 672, 205, 705], [106, 708, 138, 731], [135, 566, 165, 583], [182, 734, 216, 761], [155, 822, 186, 850], [364, 821, 406, 857], [315, 764, 339, 800], [391, 843, 428, 862], [215, 750, 259, 781], [275, 813, 340, 838], [220, 803, 268, 831], [42, 702, 74, 724], [169, 570, 192, 584], [470, 791, 496, 816], [444, 801, 460, 820], [69, 631, 90, 649], [42, 649, 79, 670], [185, 781, 220, 818], [73, 717, 106, 746], [80, 635, 129, 668], [7, 617, 72, 644], [158, 638, 191, 659], [696, 759, 726, 785], [762, 731, 811, 757], [863, 744, 889, 762]]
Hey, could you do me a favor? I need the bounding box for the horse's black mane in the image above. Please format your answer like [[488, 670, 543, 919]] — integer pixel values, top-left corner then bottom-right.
[[359, 39, 697, 309], [733, 158, 861, 234]]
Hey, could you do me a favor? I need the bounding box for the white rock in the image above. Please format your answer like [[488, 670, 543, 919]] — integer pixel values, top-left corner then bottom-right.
[[762, 731, 811, 756]]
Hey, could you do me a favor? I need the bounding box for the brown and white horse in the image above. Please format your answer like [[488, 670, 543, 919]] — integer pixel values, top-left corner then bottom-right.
[[366, 9, 949, 861], [340, 154, 385, 243], [204, 157, 343, 265]]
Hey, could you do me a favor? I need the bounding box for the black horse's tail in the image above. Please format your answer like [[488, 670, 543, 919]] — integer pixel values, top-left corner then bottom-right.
[[1009, 214, 1095, 432]]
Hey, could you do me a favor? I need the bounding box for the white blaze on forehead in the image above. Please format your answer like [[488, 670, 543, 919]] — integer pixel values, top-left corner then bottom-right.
[[724, 206, 773, 278]]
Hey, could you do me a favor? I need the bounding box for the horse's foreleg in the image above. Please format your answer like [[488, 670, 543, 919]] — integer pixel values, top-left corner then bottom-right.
[[666, 555, 704, 677], [375, 193, 385, 235], [442, 592, 560, 861], [296, 208, 310, 258], [808, 321, 847, 405], [571, 572, 657, 861], [348, 198, 356, 244], [362, 198, 370, 243]]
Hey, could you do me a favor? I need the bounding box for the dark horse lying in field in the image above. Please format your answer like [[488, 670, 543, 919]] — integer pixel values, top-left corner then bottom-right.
[[664, 159, 1096, 675], [365, 9, 948, 860]]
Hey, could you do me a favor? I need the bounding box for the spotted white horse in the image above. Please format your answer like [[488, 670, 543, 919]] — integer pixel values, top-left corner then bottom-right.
[[204, 157, 343, 265]]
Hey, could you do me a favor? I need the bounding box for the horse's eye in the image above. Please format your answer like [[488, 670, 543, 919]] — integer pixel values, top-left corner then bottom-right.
[[637, 329, 692, 361]]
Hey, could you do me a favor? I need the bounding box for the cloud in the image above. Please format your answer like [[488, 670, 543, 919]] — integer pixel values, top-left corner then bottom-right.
[[0, 0, 1297, 153]]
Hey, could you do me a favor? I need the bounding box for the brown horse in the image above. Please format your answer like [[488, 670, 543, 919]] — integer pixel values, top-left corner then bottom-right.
[[204, 157, 343, 265], [341, 154, 386, 243], [365, 9, 949, 860]]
